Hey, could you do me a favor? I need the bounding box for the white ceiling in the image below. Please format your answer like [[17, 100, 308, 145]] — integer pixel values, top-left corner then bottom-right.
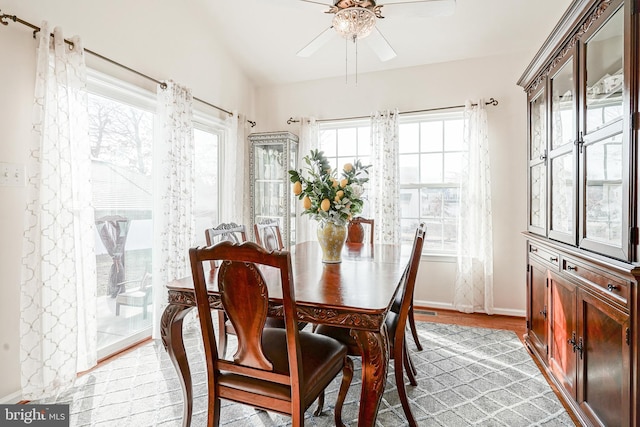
[[203, 0, 573, 87]]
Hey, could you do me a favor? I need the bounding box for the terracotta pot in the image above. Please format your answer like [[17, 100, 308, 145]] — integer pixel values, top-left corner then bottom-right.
[[346, 221, 365, 243], [317, 221, 347, 263]]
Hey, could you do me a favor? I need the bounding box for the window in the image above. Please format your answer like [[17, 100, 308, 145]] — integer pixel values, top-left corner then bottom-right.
[[87, 71, 156, 356], [317, 112, 465, 253], [399, 112, 465, 253]]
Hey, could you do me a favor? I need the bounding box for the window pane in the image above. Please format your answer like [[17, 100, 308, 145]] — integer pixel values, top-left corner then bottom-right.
[[337, 128, 357, 156], [421, 153, 443, 183], [399, 123, 419, 153], [319, 129, 337, 156], [399, 154, 419, 183], [421, 188, 443, 219], [400, 189, 419, 218], [421, 121, 443, 152]]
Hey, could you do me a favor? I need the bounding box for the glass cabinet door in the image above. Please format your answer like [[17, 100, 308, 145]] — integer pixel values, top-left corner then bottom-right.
[[249, 132, 298, 249], [528, 88, 547, 234], [549, 54, 577, 244], [579, 3, 628, 259]]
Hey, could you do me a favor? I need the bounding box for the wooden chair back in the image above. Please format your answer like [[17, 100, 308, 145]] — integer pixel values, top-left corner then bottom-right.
[[189, 241, 352, 425], [205, 222, 247, 246], [254, 219, 284, 251], [190, 242, 303, 416], [346, 217, 375, 244], [390, 222, 426, 350], [205, 222, 247, 269]]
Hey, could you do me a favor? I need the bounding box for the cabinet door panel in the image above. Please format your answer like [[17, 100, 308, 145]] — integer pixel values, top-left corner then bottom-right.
[[529, 163, 546, 232], [577, 290, 630, 427], [527, 258, 549, 360], [548, 272, 577, 398]]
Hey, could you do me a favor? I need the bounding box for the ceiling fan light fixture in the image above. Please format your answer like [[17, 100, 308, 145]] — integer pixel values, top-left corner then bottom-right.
[[332, 7, 377, 40]]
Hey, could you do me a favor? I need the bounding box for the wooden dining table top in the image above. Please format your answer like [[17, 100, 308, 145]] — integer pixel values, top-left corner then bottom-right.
[[162, 240, 412, 427], [167, 240, 410, 316]]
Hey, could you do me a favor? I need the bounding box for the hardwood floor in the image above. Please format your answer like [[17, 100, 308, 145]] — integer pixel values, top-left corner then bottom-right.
[[413, 307, 526, 341]]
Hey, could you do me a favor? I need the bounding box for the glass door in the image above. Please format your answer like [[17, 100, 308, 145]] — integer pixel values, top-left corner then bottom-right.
[[548, 53, 578, 245], [578, 3, 628, 260], [528, 86, 547, 235]]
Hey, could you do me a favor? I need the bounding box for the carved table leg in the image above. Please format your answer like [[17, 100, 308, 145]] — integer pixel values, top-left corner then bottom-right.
[[161, 303, 194, 427], [352, 327, 389, 427]]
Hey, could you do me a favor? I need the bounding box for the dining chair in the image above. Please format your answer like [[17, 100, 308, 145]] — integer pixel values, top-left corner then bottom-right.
[[254, 219, 284, 251], [205, 222, 248, 356], [345, 217, 423, 352], [189, 241, 354, 427], [315, 222, 426, 427]]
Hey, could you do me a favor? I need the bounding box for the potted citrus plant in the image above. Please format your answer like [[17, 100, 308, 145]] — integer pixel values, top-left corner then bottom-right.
[[289, 150, 370, 263]]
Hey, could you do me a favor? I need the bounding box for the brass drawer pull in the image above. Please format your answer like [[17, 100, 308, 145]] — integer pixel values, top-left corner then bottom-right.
[[550, 256, 558, 262], [566, 265, 577, 271], [607, 283, 619, 292]]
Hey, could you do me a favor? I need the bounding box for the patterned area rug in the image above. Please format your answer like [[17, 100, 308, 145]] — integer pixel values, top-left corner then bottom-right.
[[33, 321, 575, 426]]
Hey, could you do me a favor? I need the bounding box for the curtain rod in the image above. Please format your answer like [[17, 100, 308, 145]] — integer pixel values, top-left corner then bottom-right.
[[286, 98, 499, 125], [0, 11, 257, 127]]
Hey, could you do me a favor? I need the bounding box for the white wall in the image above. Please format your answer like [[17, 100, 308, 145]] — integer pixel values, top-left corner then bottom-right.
[[255, 52, 531, 317], [0, 0, 255, 401]]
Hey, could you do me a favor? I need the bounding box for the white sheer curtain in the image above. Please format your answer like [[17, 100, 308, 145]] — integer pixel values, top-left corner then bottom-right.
[[20, 24, 97, 399], [222, 112, 251, 228], [370, 109, 401, 244], [152, 81, 195, 338], [296, 117, 319, 243], [454, 100, 494, 314]]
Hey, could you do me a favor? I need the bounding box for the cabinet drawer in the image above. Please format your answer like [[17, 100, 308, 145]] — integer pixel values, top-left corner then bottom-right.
[[561, 257, 629, 306], [529, 243, 560, 269]]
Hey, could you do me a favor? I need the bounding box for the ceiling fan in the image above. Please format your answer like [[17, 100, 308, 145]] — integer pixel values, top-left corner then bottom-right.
[[296, 0, 456, 62]]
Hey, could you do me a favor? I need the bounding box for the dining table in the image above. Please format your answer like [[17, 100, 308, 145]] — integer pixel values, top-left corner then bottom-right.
[[160, 240, 411, 427]]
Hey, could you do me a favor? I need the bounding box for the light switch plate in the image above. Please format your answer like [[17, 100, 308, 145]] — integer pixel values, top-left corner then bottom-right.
[[0, 162, 25, 187]]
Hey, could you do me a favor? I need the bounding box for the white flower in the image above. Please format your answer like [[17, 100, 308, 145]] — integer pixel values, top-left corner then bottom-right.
[[351, 184, 364, 198]]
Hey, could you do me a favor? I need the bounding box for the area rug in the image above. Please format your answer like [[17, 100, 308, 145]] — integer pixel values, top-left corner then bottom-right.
[[33, 321, 575, 426]]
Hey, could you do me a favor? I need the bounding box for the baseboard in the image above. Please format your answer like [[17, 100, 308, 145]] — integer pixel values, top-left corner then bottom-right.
[[414, 299, 525, 318], [0, 390, 22, 404]]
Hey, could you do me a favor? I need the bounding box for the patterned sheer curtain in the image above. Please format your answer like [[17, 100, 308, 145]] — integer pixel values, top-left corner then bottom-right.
[[152, 81, 195, 338], [370, 109, 401, 244], [297, 117, 319, 243], [222, 112, 251, 228], [20, 24, 97, 399], [454, 100, 494, 314]]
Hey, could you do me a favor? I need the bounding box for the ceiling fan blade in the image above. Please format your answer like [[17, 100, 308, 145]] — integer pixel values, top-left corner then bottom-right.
[[380, 0, 456, 17], [297, 26, 337, 57], [365, 27, 396, 62], [297, 0, 334, 6]]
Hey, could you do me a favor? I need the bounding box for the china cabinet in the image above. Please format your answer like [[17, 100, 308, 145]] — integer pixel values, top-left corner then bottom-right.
[[248, 132, 298, 249], [518, 0, 639, 425]]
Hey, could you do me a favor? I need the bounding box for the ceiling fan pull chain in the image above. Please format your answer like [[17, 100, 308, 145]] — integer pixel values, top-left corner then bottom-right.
[[345, 36, 348, 84], [355, 35, 358, 85]]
